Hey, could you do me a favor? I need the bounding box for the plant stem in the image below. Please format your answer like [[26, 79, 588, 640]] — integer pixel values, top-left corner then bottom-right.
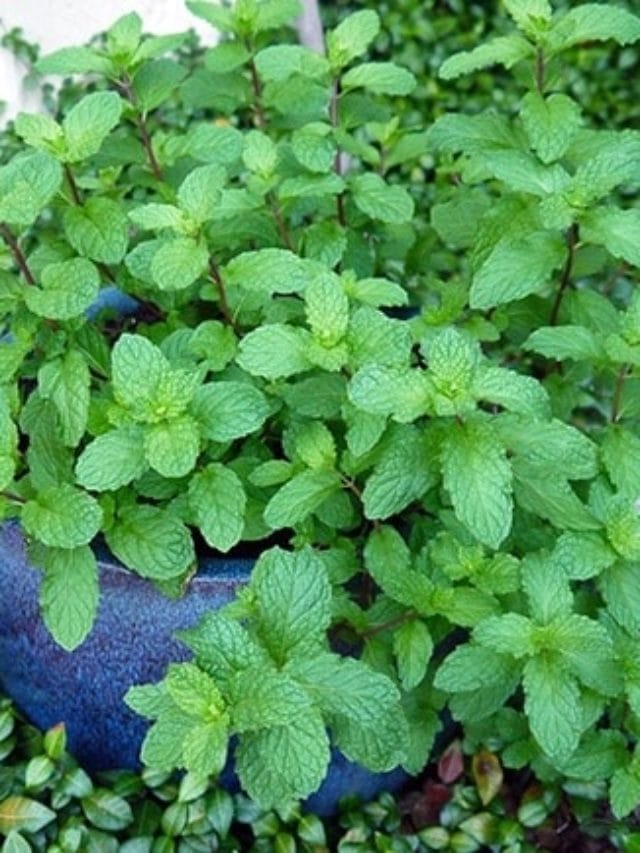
[[611, 364, 630, 423], [362, 610, 418, 639], [118, 76, 163, 181], [64, 164, 83, 205], [0, 490, 26, 505], [330, 77, 347, 228], [549, 223, 579, 326], [0, 223, 35, 285], [209, 259, 236, 329], [535, 48, 546, 94]]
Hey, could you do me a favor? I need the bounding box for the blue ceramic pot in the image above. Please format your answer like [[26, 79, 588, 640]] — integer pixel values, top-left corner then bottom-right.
[[0, 522, 407, 815]]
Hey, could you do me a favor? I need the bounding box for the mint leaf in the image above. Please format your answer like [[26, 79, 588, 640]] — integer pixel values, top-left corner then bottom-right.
[[435, 644, 517, 693], [611, 767, 640, 819], [231, 668, 311, 731], [63, 198, 129, 264], [520, 92, 582, 164], [236, 711, 330, 809], [471, 366, 550, 418], [363, 525, 434, 611], [327, 10, 380, 69], [105, 505, 194, 580], [602, 427, 640, 497], [522, 553, 573, 623], [351, 174, 414, 224], [237, 325, 313, 379], [393, 620, 433, 690], [25, 258, 100, 320], [580, 207, 640, 268], [470, 232, 566, 310], [251, 547, 331, 665], [342, 62, 416, 96], [263, 469, 341, 529], [62, 92, 123, 162], [523, 657, 581, 761], [441, 421, 513, 549], [600, 561, 640, 634], [178, 614, 267, 687], [182, 720, 229, 777], [553, 532, 616, 581], [144, 416, 201, 478], [150, 237, 209, 291], [439, 35, 533, 80], [22, 486, 102, 548], [188, 463, 246, 552], [76, 427, 147, 491], [363, 427, 434, 519], [36, 46, 113, 75], [305, 273, 349, 347], [38, 546, 98, 651], [133, 59, 186, 113], [524, 325, 606, 362], [177, 164, 226, 224], [348, 365, 429, 422], [0, 151, 62, 227], [191, 382, 269, 442], [223, 249, 312, 295], [330, 706, 409, 772], [550, 4, 640, 51], [38, 351, 90, 448]]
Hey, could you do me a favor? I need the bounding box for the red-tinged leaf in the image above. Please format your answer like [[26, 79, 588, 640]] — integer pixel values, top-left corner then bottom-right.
[[399, 781, 451, 829], [472, 748, 503, 805], [438, 739, 464, 783]]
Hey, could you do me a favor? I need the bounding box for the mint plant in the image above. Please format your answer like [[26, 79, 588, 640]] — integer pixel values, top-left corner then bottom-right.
[[2, 0, 640, 818]]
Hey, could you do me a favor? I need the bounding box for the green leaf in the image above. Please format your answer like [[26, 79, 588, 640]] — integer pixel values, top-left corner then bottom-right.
[[291, 128, 335, 173], [182, 720, 229, 777], [0, 798, 56, 835], [473, 614, 534, 658], [62, 92, 123, 162], [602, 427, 640, 497], [504, 0, 552, 30], [14, 112, 63, 152], [236, 710, 330, 810], [470, 232, 566, 310], [144, 416, 200, 478], [327, 10, 380, 69], [237, 325, 312, 379], [230, 667, 311, 731], [23, 486, 102, 548], [140, 708, 194, 770], [165, 663, 225, 719], [133, 59, 186, 113], [188, 463, 246, 552], [611, 768, 640, 819], [243, 129, 277, 176], [204, 41, 250, 73], [105, 505, 194, 580], [223, 249, 313, 295], [128, 203, 188, 232], [76, 427, 147, 491], [342, 62, 416, 96], [497, 416, 598, 481], [393, 620, 433, 690], [439, 35, 533, 80], [106, 11, 142, 58], [186, 1, 235, 32], [521, 553, 572, 623], [522, 657, 581, 761], [471, 366, 550, 418], [178, 614, 267, 686], [36, 46, 114, 75], [82, 790, 133, 831], [150, 237, 209, 291], [363, 427, 434, 519], [524, 325, 606, 361], [348, 365, 429, 423], [549, 4, 640, 51], [177, 164, 226, 224], [600, 561, 640, 634], [191, 382, 268, 442], [520, 92, 582, 164], [363, 525, 434, 612], [25, 258, 100, 321], [263, 469, 341, 529], [553, 532, 616, 581], [251, 547, 331, 665], [39, 546, 98, 651], [38, 351, 90, 447], [514, 463, 599, 531], [580, 207, 640, 268], [330, 704, 409, 772], [441, 421, 513, 549], [305, 273, 349, 347], [427, 112, 519, 156], [435, 644, 517, 693], [63, 197, 129, 264], [351, 173, 414, 224], [0, 151, 63, 227]]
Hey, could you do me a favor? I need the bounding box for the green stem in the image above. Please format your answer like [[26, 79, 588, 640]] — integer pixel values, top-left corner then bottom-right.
[[209, 259, 236, 329], [535, 48, 546, 94], [0, 490, 26, 505], [119, 76, 163, 181], [611, 364, 630, 423], [0, 222, 35, 285], [362, 610, 418, 639], [549, 223, 579, 326], [330, 77, 347, 228], [64, 163, 83, 205]]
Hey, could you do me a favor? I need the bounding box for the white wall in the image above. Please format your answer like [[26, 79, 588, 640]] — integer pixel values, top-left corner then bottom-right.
[[0, 0, 216, 122]]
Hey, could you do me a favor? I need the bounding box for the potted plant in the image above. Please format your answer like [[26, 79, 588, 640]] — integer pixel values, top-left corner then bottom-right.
[[2, 0, 640, 821]]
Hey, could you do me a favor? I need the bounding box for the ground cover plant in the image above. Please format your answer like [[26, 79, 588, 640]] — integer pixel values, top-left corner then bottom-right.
[[0, 0, 640, 832]]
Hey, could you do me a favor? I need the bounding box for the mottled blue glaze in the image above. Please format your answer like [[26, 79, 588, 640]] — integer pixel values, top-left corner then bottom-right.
[[0, 522, 408, 815]]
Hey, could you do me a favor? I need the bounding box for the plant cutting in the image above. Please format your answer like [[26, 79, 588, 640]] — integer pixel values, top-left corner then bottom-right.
[[1, 0, 640, 821]]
